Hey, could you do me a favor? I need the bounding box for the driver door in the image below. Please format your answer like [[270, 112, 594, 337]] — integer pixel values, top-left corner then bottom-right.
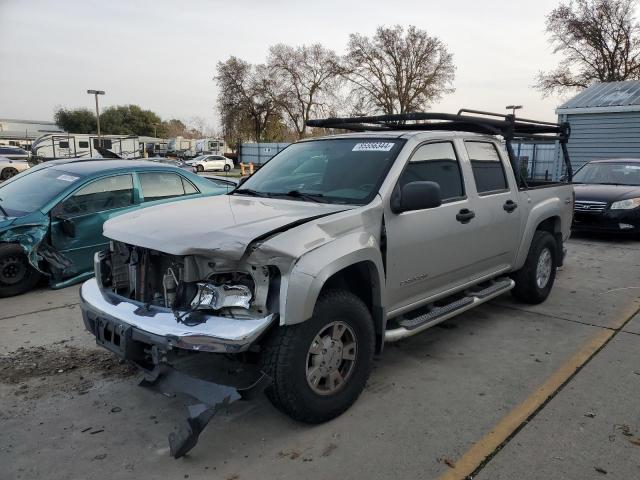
[[50, 174, 138, 277], [384, 141, 484, 314]]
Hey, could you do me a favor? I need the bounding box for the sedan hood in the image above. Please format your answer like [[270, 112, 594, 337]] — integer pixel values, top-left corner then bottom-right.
[[574, 184, 640, 203], [0, 216, 16, 231], [103, 194, 351, 259]]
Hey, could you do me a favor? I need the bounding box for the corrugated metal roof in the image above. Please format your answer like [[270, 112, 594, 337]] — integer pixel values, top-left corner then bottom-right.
[[557, 81, 640, 111]]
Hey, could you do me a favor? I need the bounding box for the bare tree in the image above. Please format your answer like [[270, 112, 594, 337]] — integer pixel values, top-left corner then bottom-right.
[[344, 25, 455, 115], [536, 0, 640, 95], [267, 44, 343, 137], [215, 57, 279, 142]]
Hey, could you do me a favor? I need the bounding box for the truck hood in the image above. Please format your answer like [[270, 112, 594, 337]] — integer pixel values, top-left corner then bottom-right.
[[103, 194, 352, 259], [574, 183, 640, 203]]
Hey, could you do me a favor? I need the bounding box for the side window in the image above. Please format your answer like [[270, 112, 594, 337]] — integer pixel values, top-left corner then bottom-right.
[[61, 175, 134, 216], [182, 178, 199, 195], [78, 141, 89, 148], [140, 172, 186, 202], [59, 141, 70, 149], [399, 142, 464, 201], [466, 142, 508, 194], [93, 139, 113, 149]]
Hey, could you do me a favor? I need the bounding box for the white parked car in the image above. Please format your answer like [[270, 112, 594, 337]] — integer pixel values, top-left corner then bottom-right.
[[0, 156, 30, 180], [188, 154, 234, 172]]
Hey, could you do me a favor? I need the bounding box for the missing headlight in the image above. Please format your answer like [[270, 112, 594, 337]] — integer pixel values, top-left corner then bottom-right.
[[191, 283, 253, 310]]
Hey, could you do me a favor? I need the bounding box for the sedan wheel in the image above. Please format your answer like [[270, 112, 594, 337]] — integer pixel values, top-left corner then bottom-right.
[[196, 164, 204, 172], [223, 164, 231, 172], [0, 244, 42, 297], [1, 167, 19, 180]]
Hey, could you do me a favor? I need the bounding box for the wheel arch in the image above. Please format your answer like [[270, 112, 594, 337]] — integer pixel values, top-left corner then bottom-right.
[[515, 212, 563, 270], [282, 242, 386, 351]]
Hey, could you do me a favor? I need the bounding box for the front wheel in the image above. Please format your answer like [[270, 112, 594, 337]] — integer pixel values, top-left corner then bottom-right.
[[261, 290, 375, 423], [0, 244, 42, 297], [223, 164, 231, 172], [196, 164, 204, 172], [510, 231, 558, 304]]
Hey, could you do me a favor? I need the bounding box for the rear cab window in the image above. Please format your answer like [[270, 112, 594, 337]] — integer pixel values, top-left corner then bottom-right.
[[465, 141, 509, 195]]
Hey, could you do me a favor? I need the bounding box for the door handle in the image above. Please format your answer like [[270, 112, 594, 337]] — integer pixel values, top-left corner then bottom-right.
[[456, 208, 475, 224], [503, 200, 518, 213]]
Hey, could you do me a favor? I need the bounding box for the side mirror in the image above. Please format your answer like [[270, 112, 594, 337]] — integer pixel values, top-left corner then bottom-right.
[[391, 181, 442, 213], [56, 214, 76, 238]]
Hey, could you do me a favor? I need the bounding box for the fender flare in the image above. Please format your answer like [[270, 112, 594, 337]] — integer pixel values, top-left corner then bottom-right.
[[281, 232, 385, 329], [514, 198, 563, 269]]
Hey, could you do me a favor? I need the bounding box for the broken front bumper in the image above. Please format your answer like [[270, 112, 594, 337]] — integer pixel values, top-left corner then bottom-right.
[[80, 278, 275, 354]]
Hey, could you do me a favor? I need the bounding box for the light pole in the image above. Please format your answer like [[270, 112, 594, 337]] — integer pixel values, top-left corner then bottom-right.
[[505, 104, 523, 117], [87, 89, 105, 146]]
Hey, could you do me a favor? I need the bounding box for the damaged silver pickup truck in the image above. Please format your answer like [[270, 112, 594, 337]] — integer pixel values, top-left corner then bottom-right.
[[80, 110, 574, 457]]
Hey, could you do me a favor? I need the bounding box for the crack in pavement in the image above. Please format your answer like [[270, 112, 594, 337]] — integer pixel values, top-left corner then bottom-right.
[[0, 302, 80, 321], [490, 302, 620, 332]]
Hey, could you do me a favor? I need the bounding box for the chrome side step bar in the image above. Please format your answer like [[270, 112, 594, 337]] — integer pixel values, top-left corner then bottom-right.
[[384, 277, 515, 343]]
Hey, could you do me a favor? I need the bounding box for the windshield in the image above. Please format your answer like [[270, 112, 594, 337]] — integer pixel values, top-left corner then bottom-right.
[[573, 162, 640, 186], [236, 138, 404, 204], [0, 168, 83, 216]]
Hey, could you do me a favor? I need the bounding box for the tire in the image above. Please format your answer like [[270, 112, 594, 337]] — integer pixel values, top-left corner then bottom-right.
[[223, 164, 231, 172], [1, 167, 18, 180], [0, 244, 42, 298], [261, 289, 375, 424], [196, 164, 204, 173], [510, 231, 557, 304]]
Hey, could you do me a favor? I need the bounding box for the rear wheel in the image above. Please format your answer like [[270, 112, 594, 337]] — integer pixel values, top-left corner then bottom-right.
[[510, 231, 557, 304], [0, 244, 42, 297], [261, 290, 375, 423], [1, 167, 18, 180], [223, 164, 231, 172]]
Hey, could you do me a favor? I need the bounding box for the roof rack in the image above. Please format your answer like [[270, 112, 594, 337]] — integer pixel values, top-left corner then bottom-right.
[[306, 109, 569, 142], [306, 109, 573, 184]]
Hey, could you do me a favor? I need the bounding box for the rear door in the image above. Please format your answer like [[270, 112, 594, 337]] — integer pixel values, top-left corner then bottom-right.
[[50, 174, 138, 276], [385, 141, 486, 313], [461, 140, 522, 271]]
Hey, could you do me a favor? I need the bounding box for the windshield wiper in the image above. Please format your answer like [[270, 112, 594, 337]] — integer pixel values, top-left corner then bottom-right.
[[231, 188, 268, 197], [270, 190, 326, 203]]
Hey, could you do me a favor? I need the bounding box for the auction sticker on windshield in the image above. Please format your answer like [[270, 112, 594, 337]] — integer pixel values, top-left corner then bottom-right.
[[352, 142, 395, 152]]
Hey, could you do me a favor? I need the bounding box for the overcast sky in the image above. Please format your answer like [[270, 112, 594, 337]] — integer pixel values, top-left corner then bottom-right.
[[1, 0, 570, 129]]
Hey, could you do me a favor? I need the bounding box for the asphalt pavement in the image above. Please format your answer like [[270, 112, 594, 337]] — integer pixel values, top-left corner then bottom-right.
[[1, 235, 638, 480]]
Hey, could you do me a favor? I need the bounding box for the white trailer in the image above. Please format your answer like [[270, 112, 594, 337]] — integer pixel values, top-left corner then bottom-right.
[[167, 137, 225, 158], [31, 133, 141, 160]]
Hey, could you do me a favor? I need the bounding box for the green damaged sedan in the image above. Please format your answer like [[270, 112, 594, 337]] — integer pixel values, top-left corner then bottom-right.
[[0, 159, 231, 297]]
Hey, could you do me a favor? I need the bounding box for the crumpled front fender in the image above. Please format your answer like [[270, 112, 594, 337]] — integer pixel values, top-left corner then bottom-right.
[[282, 231, 386, 325], [0, 219, 74, 279]]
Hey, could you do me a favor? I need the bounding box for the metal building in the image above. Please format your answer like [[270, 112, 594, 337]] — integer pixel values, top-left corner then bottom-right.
[[0, 118, 64, 147], [556, 80, 640, 177]]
